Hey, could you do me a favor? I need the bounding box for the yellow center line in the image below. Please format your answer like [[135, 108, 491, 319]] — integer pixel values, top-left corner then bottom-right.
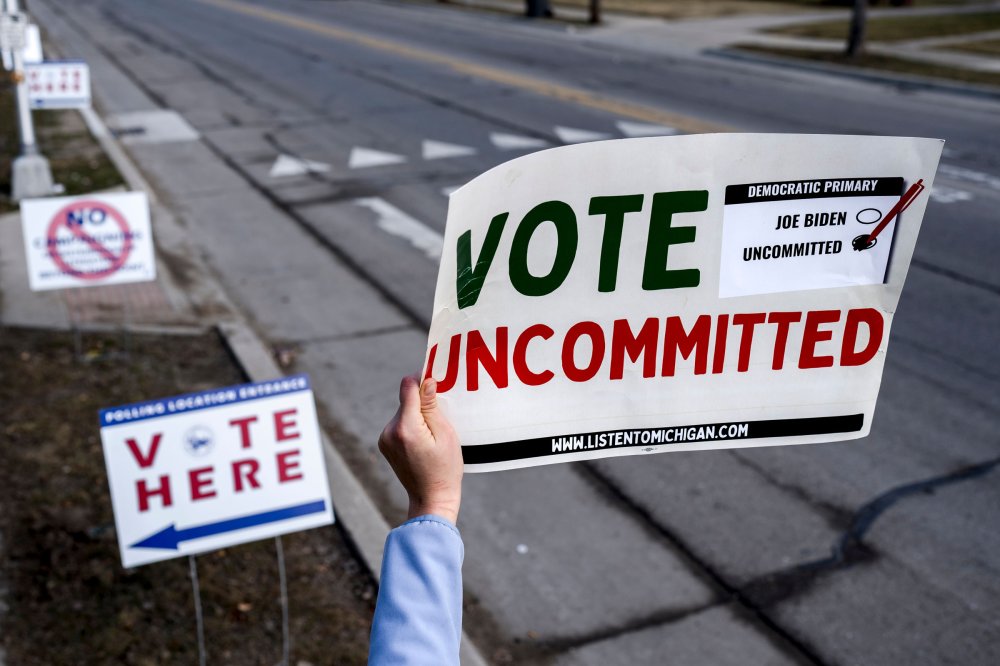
[[195, 0, 731, 134]]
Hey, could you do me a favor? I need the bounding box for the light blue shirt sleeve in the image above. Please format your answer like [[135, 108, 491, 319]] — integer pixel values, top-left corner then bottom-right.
[[368, 515, 464, 665]]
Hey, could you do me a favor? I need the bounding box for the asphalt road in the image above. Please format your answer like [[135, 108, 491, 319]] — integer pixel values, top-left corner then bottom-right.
[[33, 0, 1000, 663]]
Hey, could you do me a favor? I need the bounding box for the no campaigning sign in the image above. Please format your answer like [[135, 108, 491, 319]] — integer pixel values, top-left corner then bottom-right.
[[425, 134, 943, 472], [99, 375, 334, 568], [21, 192, 156, 291]]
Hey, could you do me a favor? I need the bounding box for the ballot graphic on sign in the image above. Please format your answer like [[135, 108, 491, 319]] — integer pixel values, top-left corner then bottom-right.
[[99, 376, 334, 568], [425, 134, 942, 472], [719, 177, 906, 298]]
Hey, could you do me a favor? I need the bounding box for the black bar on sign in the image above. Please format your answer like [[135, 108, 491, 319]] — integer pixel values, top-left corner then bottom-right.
[[462, 414, 865, 465], [724, 178, 903, 205]]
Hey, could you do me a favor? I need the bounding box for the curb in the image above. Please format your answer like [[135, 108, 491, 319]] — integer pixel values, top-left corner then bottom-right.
[[708, 47, 1000, 103]]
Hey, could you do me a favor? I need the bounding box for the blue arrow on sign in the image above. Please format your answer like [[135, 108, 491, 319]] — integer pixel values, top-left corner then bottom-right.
[[130, 499, 327, 551]]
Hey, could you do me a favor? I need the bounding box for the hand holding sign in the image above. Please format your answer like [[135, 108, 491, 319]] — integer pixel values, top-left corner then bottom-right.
[[379, 376, 463, 524]]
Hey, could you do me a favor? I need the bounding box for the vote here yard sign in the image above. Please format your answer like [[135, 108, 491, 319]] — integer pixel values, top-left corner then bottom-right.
[[99, 375, 334, 568], [425, 134, 942, 472]]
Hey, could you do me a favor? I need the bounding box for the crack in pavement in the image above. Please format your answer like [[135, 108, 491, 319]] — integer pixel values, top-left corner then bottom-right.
[[582, 453, 1000, 663], [741, 455, 1000, 607], [531, 600, 724, 655], [579, 463, 828, 666], [286, 324, 418, 346]]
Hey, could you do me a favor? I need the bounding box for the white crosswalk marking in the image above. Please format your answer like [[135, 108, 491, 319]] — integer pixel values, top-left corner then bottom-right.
[[348, 147, 406, 169], [616, 121, 677, 137], [423, 140, 477, 160], [353, 197, 443, 260], [554, 126, 610, 144], [490, 132, 549, 150]]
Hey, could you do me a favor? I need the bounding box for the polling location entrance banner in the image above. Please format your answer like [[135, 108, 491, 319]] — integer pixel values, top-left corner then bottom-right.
[[425, 134, 943, 472], [99, 375, 334, 568]]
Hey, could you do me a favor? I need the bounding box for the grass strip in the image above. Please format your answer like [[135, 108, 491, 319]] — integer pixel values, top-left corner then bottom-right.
[[738, 44, 1000, 87], [939, 37, 1000, 56], [766, 10, 1000, 42], [1, 80, 124, 213], [0, 327, 374, 665]]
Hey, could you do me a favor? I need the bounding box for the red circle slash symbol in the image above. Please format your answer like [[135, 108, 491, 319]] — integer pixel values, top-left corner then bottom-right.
[[46, 200, 134, 280]]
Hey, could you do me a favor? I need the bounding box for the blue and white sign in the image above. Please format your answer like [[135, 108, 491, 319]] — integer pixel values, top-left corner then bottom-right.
[[99, 375, 334, 568], [25, 60, 90, 109]]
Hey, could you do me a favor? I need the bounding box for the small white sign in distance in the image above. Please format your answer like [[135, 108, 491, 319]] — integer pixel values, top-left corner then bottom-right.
[[20, 191, 156, 291], [0, 12, 27, 55], [99, 375, 335, 568], [25, 60, 91, 109]]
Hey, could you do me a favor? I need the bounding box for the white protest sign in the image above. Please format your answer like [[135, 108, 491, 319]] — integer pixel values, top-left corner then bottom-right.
[[425, 134, 942, 472], [21, 191, 156, 291], [25, 60, 90, 109], [99, 375, 335, 568]]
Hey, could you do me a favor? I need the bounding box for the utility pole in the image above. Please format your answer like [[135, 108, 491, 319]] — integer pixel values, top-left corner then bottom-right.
[[846, 0, 868, 59], [3, 0, 55, 201]]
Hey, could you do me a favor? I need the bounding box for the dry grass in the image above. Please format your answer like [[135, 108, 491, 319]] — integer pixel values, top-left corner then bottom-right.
[[0, 80, 124, 213], [766, 11, 1000, 42], [0, 327, 375, 665], [939, 36, 1000, 56], [738, 44, 1000, 87]]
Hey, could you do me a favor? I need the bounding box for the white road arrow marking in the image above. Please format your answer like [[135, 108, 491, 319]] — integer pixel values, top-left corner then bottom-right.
[[348, 147, 406, 169], [269, 154, 331, 178], [616, 121, 677, 137], [554, 126, 611, 144], [490, 132, 549, 150], [938, 164, 1000, 191], [423, 140, 477, 160], [353, 197, 443, 260], [441, 185, 462, 197], [929, 186, 974, 204]]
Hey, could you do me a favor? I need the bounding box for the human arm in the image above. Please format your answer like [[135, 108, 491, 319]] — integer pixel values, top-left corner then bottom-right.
[[368, 376, 465, 666]]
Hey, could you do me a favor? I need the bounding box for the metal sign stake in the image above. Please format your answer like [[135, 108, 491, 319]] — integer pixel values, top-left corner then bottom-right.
[[189, 555, 208, 666], [275, 536, 291, 666], [4, 0, 55, 200]]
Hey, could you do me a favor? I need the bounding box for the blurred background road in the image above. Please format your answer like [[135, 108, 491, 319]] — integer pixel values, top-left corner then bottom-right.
[[25, 0, 1000, 663]]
